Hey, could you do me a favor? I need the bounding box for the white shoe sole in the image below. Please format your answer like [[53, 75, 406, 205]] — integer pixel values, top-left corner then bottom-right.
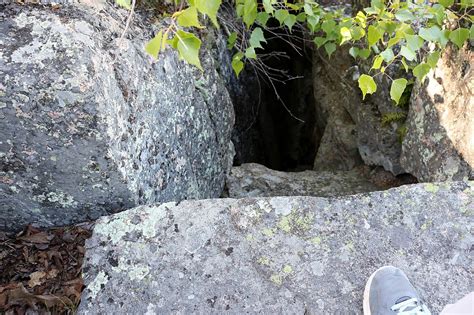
[[363, 266, 398, 315]]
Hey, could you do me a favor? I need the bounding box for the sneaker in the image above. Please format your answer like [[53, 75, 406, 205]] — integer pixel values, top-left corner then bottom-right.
[[363, 266, 431, 315]]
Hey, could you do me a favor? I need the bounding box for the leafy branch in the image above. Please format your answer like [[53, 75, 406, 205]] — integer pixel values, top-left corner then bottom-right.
[[115, 0, 474, 105]]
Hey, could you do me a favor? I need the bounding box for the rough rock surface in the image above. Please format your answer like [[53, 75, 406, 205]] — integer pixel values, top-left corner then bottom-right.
[[80, 181, 473, 314], [0, 3, 235, 232], [312, 48, 406, 174], [226, 163, 379, 197], [401, 47, 473, 182]]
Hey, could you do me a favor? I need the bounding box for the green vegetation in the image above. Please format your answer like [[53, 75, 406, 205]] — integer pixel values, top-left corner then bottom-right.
[[117, 0, 473, 104]]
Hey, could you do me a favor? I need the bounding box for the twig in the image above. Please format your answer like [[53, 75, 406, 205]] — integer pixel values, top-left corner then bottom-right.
[[115, 0, 137, 59]]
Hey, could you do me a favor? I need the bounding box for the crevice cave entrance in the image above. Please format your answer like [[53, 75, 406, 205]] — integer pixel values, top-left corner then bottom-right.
[[230, 27, 321, 172]]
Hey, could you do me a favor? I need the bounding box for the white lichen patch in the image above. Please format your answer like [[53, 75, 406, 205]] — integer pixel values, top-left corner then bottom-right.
[[277, 210, 315, 234], [282, 265, 293, 274], [270, 273, 283, 286], [262, 228, 275, 237], [256, 200, 273, 213], [33, 190, 77, 207], [424, 183, 439, 193], [88, 271, 109, 299], [111, 256, 151, 281], [94, 204, 170, 245], [309, 236, 322, 245], [128, 265, 151, 281], [269, 264, 293, 286], [257, 256, 271, 266]]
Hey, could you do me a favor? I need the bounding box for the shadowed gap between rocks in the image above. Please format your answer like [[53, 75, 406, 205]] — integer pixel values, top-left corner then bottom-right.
[[230, 27, 320, 172], [227, 25, 420, 189]]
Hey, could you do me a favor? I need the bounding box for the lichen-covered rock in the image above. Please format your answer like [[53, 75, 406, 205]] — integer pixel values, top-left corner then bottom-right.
[[226, 163, 379, 197], [312, 48, 406, 174], [0, 3, 235, 232], [401, 47, 473, 182], [79, 181, 473, 314]]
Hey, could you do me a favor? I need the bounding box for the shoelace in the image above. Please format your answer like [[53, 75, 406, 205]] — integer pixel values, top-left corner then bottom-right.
[[391, 297, 432, 315]]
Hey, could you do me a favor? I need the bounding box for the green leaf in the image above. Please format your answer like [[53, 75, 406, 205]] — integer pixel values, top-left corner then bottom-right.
[[242, 0, 257, 28], [304, 3, 314, 16], [175, 30, 203, 70], [427, 51, 440, 69], [401, 58, 409, 72], [195, 0, 221, 28], [321, 19, 337, 35], [245, 47, 257, 59], [167, 36, 178, 49], [364, 7, 379, 15], [340, 27, 352, 44], [405, 34, 424, 52], [307, 15, 320, 32], [390, 78, 408, 105], [413, 63, 431, 82], [116, 0, 131, 9], [349, 47, 370, 59], [371, 55, 383, 70], [350, 26, 366, 41], [358, 74, 377, 99], [349, 47, 359, 59], [232, 53, 244, 76], [400, 46, 416, 61], [275, 9, 290, 25], [368, 25, 382, 46], [249, 27, 266, 49], [470, 24, 474, 40], [227, 32, 238, 49], [395, 9, 415, 22], [313, 37, 327, 48], [371, 0, 384, 10], [419, 26, 442, 42], [324, 42, 336, 57], [177, 6, 202, 28], [262, 0, 274, 14], [296, 12, 306, 23], [381, 48, 395, 62], [358, 48, 371, 60], [284, 14, 297, 31], [256, 12, 270, 25], [449, 28, 469, 49], [145, 30, 163, 59], [387, 36, 401, 48], [438, 0, 454, 8]]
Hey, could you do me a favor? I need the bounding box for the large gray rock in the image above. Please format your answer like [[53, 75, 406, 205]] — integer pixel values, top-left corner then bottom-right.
[[79, 181, 473, 314], [0, 3, 235, 232], [312, 48, 406, 174], [226, 163, 379, 197], [401, 46, 473, 182]]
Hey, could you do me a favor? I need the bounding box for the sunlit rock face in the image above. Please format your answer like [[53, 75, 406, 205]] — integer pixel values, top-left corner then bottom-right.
[[79, 181, 473, 314], [0, 3, 235, 232], [401, 46, 473, 182]]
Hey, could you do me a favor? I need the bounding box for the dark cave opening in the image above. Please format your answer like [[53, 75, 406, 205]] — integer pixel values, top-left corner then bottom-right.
[[230, 27, 321, 172]]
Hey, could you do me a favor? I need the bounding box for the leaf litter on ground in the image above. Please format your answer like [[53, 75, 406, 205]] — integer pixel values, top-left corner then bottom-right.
[[0, 223, 93, 314]]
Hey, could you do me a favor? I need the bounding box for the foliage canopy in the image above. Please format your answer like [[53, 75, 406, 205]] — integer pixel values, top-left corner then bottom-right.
[[118, 0, 473, 104]]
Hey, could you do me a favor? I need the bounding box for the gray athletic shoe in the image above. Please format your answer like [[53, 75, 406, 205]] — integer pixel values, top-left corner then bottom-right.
[[363, 266, 431, 315]]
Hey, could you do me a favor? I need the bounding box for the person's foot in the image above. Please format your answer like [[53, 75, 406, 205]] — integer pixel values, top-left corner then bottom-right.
[[363, 266, 431, 315]]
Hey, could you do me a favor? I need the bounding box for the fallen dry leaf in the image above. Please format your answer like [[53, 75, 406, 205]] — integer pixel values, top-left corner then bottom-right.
[[18, 232, 51, 244], [27, 272, 47, 288]]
